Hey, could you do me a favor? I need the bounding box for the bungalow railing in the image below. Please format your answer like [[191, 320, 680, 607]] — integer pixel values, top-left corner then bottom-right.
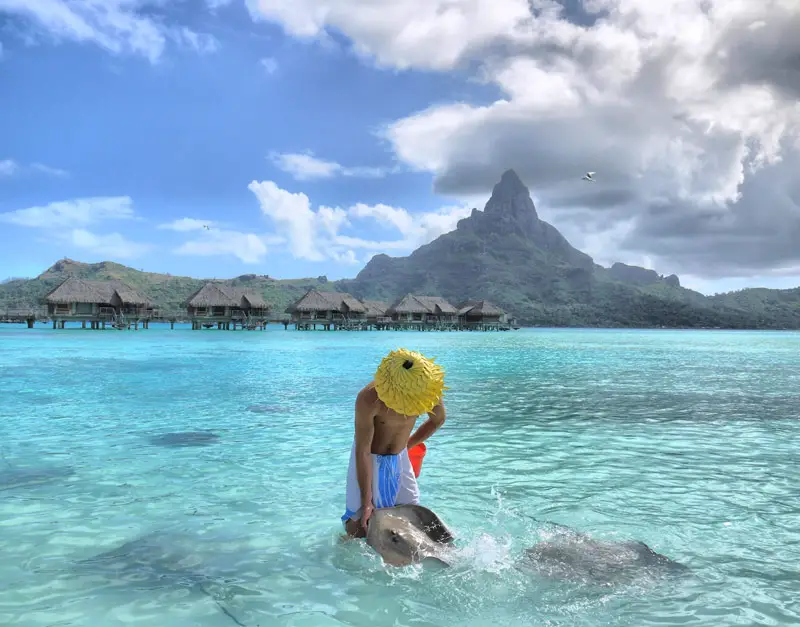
[[1, 307, 46, 320], [98, 306, 116, 320]]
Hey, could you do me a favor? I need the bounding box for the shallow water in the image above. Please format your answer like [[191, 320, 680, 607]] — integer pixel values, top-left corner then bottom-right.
[[1, 324, 799, 626]]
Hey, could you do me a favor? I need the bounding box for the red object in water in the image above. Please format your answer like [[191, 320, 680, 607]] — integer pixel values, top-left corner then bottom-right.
[[408, 443, 427, 478]]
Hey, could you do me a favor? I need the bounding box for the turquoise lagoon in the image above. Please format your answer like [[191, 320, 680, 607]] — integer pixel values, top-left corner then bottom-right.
[[0, 324, 799, 626]]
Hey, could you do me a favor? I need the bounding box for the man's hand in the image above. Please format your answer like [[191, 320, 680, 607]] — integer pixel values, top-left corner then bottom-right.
[[361, 503, 374, 531]]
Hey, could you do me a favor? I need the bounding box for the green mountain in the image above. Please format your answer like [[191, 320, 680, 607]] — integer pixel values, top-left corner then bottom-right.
[[337, 170, 800, 329], [1, 168, 798, 328]]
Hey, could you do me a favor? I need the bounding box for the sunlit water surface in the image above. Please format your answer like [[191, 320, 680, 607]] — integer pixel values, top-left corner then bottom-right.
[[1, 324, 799, 626]]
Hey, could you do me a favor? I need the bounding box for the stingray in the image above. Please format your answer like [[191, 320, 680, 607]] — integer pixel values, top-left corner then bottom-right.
[[364, 506, 688, 587], [0, 465, 75, 492], [519, 526, 690, 586], [147, 431, 220, 447], [73, 531, 247, 626], [365, 504, 455, 567]]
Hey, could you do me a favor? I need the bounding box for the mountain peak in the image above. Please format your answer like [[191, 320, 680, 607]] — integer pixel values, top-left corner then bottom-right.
[[481, 168, 539, 227], [498, 168, 526, 192], [39, 258, 86, 277]]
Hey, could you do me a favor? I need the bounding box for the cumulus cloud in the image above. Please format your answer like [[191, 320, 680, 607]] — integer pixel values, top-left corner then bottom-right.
[[249, 0, 800, 282], [247, 179, 471, 264], [0, 0, 219, 63], [269, 151, 391, 181]]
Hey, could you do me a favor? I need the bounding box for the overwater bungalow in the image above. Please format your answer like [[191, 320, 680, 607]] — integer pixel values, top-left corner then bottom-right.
[[457, 299, 509, 330], [43, 277, 154, 329], [284, 289, 367, 330], [385, 294, 459, 330], [361, 300, 391, 328], [184, 283, 271, 330]]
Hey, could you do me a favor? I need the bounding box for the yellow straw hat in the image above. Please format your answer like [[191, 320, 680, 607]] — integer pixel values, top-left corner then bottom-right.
[[374, 348, 447, 416]]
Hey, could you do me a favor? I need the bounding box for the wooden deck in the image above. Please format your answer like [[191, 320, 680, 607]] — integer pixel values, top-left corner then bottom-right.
[[2, 308, 516, 332], [283, 316, 513, 331]]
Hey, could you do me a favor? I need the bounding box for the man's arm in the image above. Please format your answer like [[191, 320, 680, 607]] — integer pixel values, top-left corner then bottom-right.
[[407, 401, 446, 449], [354, 388, 376, 510]]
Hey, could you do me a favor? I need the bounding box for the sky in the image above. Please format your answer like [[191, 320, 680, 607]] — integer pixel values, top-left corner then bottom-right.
[[0, 0, 799, 296]]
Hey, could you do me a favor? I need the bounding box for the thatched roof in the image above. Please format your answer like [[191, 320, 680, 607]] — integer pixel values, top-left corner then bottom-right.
[[415, 295, 458, 314], [185, 283, 234, 307], [240, 292, 268, 308], [184, 283, 270, 309], [458, 299, 506, 316], [218, 284, 270, 309], [361, 300, 389, 316], [113, 286, 150, 306], [285, 289, 366, 314], [340, 293, 367, 313], [44, 277, 150, 305], [388, 294, 457, 315]]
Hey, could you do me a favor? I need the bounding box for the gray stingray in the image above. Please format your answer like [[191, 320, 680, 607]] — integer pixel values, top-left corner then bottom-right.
[[147, 431, 220, 447], [487, 515, 690, 586], [0, 465, 75, 492], [365, 504, 455, 567], [364, 506, 688, 587], [74, 531, 247, 626], [519, 526, 690, 586]]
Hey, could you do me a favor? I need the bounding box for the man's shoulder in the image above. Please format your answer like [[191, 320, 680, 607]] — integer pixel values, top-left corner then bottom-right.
[[357, 382, 379, 404]]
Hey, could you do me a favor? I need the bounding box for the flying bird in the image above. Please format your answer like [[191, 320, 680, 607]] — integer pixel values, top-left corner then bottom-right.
[[582, 171, 596, 182]]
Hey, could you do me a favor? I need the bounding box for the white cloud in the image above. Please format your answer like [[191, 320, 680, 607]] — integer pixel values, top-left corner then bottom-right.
[[30, 162, 69, 177], [260, 57, 278, 74], [245, 0, 531, 70], [0, 159, 69, 178], [247, 0, 800, 282], [248, 180, 325, 260], [0, 159, 19, 176], [248, 179, 472, 264], [158, 217, 216, 232], [0, 0, 218, 63], [67, 228, 151, 259], [348, 202, 471, 249], [171, 26, 219, 55], [0, 194, 149, 259], [269, 151, 392, 181], [160, 216, 278, 263], [175, 230, 269, 264], [0, 196, 134, 228]]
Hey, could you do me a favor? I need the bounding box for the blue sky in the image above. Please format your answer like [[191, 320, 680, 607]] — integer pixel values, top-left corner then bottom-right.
[[0, 0, 493, 281], [1, 0, 798, 295]]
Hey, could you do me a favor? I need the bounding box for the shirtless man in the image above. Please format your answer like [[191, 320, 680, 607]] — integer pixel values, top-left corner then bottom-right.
[[341, 348, 447, 538]]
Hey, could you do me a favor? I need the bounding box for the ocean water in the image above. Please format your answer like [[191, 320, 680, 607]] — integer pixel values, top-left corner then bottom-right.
[[1, 323, 799, 627]]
